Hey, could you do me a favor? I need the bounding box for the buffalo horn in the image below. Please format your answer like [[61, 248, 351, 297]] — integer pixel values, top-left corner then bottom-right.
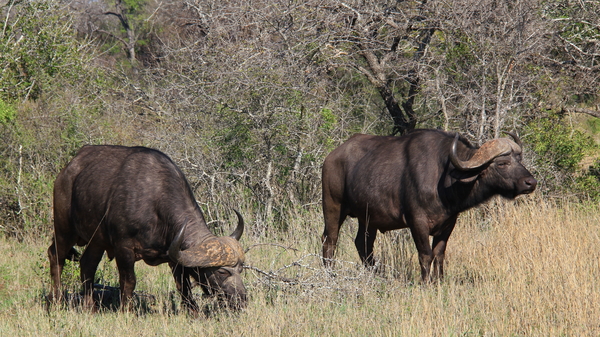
[[450, 134, 514, 171], [172, 237, 243, 268], [168, 222, 187, 264], [229, 209, 244, 241], [505, 131, 523, 148], [168, 220, 244, 268]]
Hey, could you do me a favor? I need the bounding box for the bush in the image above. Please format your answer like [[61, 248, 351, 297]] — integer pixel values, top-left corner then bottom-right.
[[0, 99, 16, 125], [0, 1, 85, 101], [576, 160, 600, 201], [524, 111, 599, 199]]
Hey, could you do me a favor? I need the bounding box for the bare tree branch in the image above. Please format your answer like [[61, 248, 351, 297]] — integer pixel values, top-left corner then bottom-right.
[[564, 107, 600, 119]]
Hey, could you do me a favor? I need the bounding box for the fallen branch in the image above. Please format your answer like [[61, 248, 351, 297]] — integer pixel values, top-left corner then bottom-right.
[[244, 265, 298, 284], [244, 242, 299, 254], [564, 107, 600, 118]]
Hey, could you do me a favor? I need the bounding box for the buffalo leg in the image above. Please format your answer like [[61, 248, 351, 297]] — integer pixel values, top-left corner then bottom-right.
[[47, 236, 77, 303], [114, 247, 137, 311], [409, 220, 434, 282], [321, 198, 347, 267], [48, 203, 78, 303], [355, 221, 378, 267], [79, 243, 105, 310], [431, 216, 457, 280], [169, 262, 199, 312]]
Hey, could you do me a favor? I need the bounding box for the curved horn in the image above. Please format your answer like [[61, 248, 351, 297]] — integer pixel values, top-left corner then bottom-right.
[[450, 134, 469, 170], [450, 133, 514, 171], [230, 209, 244, 241], [505, 131, 522, 148], [168, 222, 187, 263]]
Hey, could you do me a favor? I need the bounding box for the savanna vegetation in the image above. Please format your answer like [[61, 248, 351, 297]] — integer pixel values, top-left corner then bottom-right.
[[0, 0, 599, 335]]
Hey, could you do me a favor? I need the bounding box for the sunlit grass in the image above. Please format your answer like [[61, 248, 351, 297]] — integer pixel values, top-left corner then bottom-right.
[[0, 197, 599, 336]]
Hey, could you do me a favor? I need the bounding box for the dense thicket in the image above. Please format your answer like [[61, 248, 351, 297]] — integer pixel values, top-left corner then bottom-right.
[[0, 0, 599, 239]]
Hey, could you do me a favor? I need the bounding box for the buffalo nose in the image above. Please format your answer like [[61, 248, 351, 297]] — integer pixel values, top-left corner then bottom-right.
[[228, 292, 248, 310], [522, 176, 537, 192]]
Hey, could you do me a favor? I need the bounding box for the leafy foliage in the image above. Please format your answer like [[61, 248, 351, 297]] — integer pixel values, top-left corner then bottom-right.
[[0, 0, 84, 101], [524, 111, 599, 198], [576, 161, 600, 201], [526, 114, 593, 170], [0, 99, 16, 125]]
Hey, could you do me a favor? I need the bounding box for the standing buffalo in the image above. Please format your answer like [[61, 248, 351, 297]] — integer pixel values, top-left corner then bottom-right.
[[48, 145, 247, 312], [321, 129, 537, 281]]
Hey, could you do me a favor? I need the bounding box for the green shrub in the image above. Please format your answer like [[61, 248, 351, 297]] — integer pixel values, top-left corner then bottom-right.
[[0, 0, 85, 101], [524, 111, 599, 199], [576, 160, 600, 201], [0, 98, 17, 125], [0, 99, 16, 125]]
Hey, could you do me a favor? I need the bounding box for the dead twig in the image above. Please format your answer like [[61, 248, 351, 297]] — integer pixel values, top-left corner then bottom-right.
[[244, 242, 299, 254], [244, 265, 298, 284]]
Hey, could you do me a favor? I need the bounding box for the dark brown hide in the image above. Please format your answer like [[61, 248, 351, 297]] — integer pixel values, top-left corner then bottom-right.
[[321, 129, 536, 281], [48, 145, 247, 311]]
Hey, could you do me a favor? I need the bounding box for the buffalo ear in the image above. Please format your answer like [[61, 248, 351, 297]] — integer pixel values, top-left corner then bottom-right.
[[449, 168, 480, 183], [175, 237, 245, 268]]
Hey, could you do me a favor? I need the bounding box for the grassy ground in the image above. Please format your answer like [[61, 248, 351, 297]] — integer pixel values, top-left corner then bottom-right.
[[0, 196, 599, 336]]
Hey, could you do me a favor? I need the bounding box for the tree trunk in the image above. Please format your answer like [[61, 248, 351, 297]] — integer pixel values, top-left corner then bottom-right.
[[104, 0, 136, 64]]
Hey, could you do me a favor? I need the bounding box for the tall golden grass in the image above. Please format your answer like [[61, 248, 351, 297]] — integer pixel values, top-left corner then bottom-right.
[[0, 196, 599, 336]]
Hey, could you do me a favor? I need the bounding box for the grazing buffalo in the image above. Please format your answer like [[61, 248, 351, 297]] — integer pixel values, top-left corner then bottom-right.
[[321, 129, 537, 281], [48, 145, 247, 312]]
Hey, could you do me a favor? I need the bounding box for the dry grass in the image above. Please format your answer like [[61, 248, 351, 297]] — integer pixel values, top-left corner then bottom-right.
[[0, 196, 599, 336]]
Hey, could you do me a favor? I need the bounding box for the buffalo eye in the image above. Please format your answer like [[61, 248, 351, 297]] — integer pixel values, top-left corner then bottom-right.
[[216, 268, 231, 278], [496, 160, 511, 168]]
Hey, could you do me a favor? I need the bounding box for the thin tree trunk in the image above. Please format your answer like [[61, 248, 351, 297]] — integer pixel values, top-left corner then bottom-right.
[[104, 0, 136, 63]]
